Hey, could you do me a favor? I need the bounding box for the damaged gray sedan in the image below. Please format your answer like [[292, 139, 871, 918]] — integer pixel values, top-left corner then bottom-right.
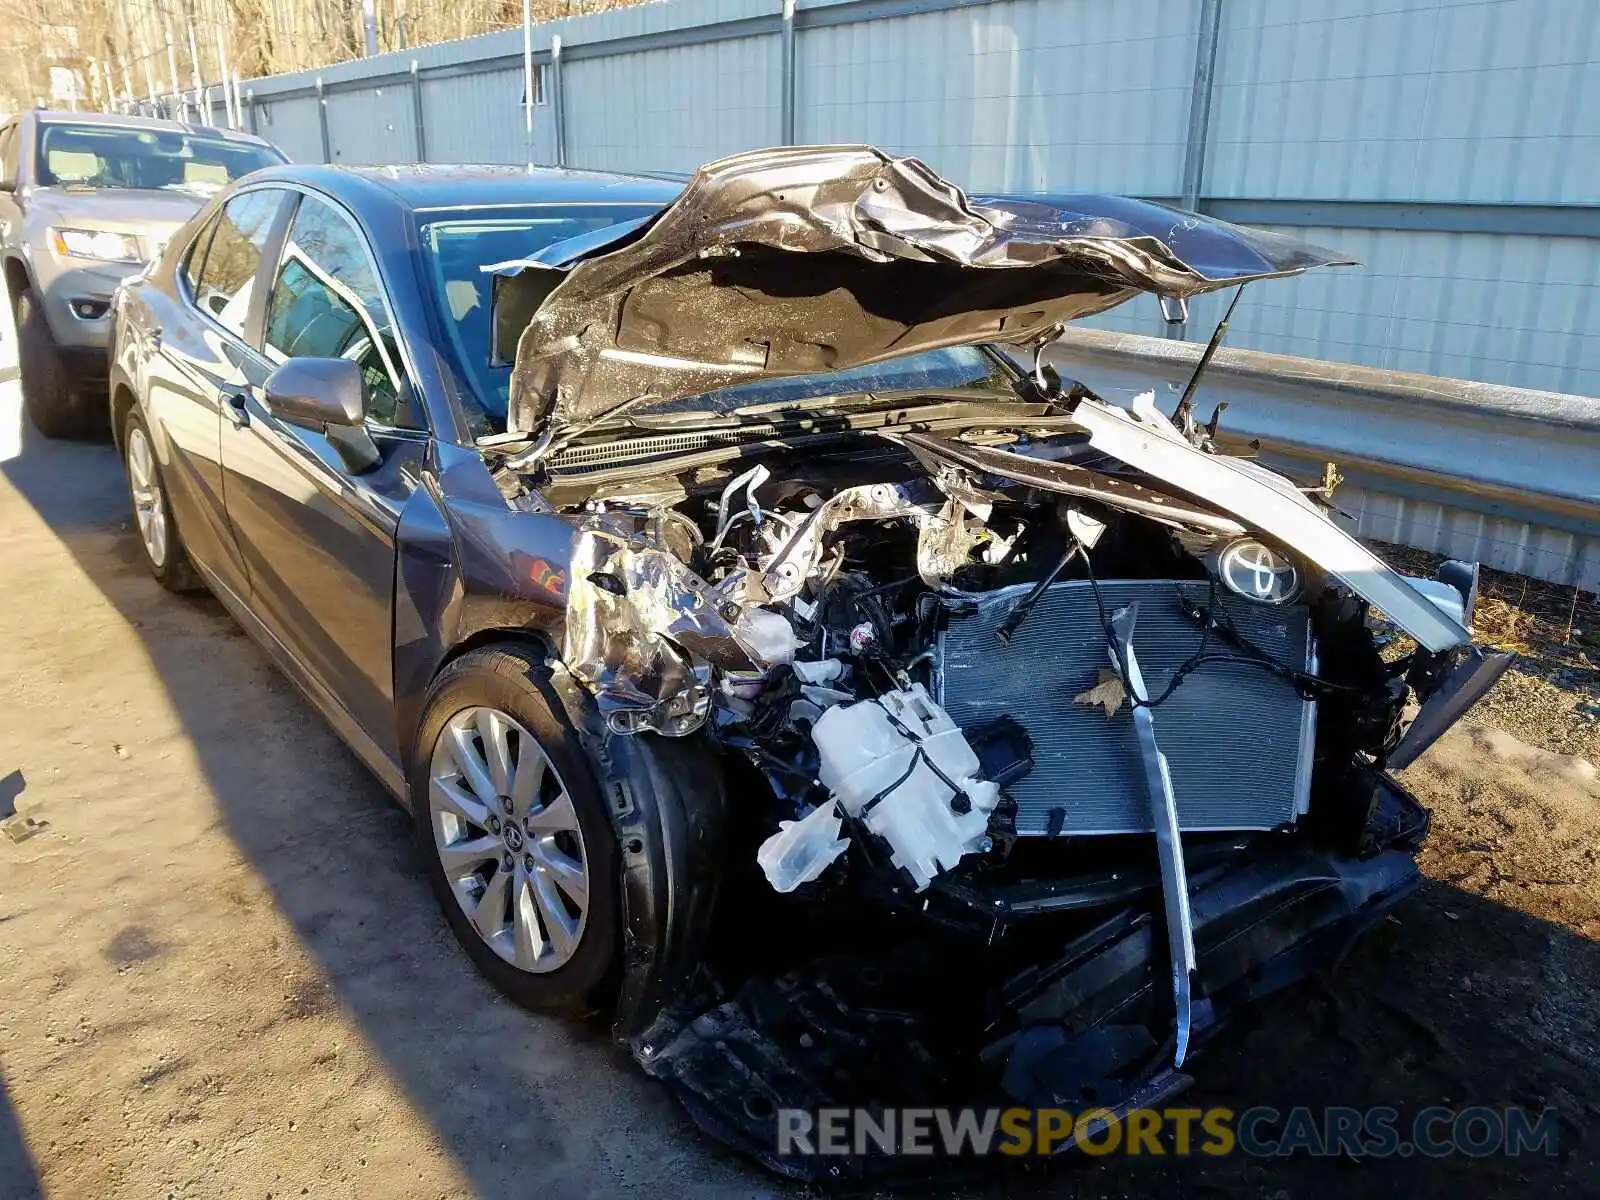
[[115, 146, 1513, 1181], [478, 147, 1511, 1176]]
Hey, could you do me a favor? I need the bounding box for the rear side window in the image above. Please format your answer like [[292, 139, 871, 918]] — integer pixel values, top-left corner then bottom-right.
[[182, 217, 219, 295], [193, 190, 284, 339], [263, 194, 415, 428], [0, 125, 18, 186]]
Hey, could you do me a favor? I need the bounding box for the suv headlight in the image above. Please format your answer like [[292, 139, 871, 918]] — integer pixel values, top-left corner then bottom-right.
[[50, 227, 143, 264]]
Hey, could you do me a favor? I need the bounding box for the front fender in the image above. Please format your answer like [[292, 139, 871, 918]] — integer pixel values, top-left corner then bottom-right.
[[396, 444, 728, 1041], [550, 667, 728, 1046], [392, 443, 575, 762]]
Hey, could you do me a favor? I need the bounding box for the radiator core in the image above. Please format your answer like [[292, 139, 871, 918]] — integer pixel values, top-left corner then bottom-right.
[[936, 579, 1316, 837]]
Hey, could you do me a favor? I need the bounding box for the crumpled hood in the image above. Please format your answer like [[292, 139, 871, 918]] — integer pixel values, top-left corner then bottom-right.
[[490, 145, 1354, 447]]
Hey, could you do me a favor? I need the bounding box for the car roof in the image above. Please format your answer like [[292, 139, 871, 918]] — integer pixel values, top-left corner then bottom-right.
[[26, 108, 277, 148], [243, 162, 682, 215]]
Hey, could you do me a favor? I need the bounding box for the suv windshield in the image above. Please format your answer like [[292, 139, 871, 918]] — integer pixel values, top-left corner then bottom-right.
[[36, 124, 282, 196], [420, 204, 1015, 435]]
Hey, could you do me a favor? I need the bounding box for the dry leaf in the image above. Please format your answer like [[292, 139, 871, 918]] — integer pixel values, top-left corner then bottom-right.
[[1074, 669, 1126, 718]]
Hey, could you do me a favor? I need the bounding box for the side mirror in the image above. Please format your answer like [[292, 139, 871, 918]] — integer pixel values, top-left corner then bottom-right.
[[262, 357, 381, 474], [263, 356, 365, 427]]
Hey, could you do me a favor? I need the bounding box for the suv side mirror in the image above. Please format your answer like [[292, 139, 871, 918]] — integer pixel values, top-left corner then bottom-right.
[[262, 357, 381, 474]]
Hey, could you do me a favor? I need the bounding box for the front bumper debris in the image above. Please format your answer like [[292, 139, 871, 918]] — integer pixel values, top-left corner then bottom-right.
[[630, 768, 1428, 1182]]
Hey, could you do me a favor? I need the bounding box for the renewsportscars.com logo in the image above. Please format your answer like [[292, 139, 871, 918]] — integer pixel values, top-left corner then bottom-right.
[[776, 1105, 1561, 1160]]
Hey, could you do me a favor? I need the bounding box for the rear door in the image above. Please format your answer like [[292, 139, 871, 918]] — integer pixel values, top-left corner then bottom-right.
[[219, 189, 428, 762], [140, 188, 293, 602]]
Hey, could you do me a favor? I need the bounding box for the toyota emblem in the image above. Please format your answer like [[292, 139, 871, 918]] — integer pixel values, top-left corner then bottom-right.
[[1218, 539, 1301, 604]]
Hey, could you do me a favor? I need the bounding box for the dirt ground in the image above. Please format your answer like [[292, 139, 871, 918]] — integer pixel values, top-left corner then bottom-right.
[[0, 362, 1596, 1198]]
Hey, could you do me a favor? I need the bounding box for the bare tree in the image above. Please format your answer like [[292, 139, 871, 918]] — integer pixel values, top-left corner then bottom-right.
[[0, 0, 639, 115]]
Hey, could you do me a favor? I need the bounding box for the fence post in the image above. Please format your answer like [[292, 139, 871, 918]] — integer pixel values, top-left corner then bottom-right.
[[1180, 0, 1223, 212], [245, 89, 257, 135], [314, 78, 332, 162], [551, 36, 567, 168], [411, 61, 428, 162], [523, 0, 536, 169], [780, 0, 796, 145]]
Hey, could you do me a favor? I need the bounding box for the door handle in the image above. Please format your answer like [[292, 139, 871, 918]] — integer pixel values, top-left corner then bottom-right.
[[223, 389, 251, 429]]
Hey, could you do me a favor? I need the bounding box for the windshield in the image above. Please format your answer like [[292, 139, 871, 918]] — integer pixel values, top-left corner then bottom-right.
[[421, 205, 1015, 434], [420, 205, 663, 430], [35, 124, 282, 195]]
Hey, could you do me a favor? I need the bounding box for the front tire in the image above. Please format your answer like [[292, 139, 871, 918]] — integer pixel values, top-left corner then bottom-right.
[[412, 646, 620, 1015], [122, 410, 203, 593], [16, 289, 94, 440]]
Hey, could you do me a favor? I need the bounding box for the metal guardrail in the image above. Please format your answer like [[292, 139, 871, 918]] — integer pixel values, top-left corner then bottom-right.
[[1048, 329, 1600, 593]]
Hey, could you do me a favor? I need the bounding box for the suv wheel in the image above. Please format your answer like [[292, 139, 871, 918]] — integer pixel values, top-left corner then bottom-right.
[[16, 289, 94, 440], [122, 411, 203, 592], [413, 646, 620, 1015]]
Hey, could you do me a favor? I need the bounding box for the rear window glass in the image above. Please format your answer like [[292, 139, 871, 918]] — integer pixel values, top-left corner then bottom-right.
[[193, 191, 285, 339], [183, 218, 218, 295]]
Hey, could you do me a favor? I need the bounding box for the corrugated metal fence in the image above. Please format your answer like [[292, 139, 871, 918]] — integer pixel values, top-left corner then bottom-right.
[[211, 0, 1600, 403], [177, 0, 1599, 588]]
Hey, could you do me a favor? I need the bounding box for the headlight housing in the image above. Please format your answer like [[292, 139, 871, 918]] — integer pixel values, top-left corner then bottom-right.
[[50, 227, 143, 264]]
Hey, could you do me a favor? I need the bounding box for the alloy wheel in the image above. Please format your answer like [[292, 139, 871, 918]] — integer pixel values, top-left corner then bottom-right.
[[126, 426, 169, 568], [427, 706, 591, 974]]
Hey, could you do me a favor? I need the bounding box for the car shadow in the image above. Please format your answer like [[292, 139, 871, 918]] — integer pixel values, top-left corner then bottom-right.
[[0, 408, 1595, 1199], [0, 1075, 45, 1200], [0, 769, 24, 819], [0, 409, 766, 1197]]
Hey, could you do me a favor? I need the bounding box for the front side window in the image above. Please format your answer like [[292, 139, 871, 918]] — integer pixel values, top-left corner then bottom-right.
[[34, 124, 283, 196], [263, 194, 414, 429], [193, 190, 284, 339]]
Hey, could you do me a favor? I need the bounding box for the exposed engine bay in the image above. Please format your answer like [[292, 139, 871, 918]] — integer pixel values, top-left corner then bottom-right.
[[478, 146, 1513, 1179], [548, 381, 1494, 879], [562, 417, 1351, 877], [505, 375, 1510, 1179]]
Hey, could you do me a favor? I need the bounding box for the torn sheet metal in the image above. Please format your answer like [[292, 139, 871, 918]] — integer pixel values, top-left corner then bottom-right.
[[891, 429, 1248, 535], [754, 475, 1025, 597], [1107, 604, 1197, 1067], [760, 482, 938, 600], [1071, 394, 1472, 654], [1387, 646, 1515, 768], [490, 145, 1353, 451], [916, 498, 996, 588], [562, 516, 795, 735]]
